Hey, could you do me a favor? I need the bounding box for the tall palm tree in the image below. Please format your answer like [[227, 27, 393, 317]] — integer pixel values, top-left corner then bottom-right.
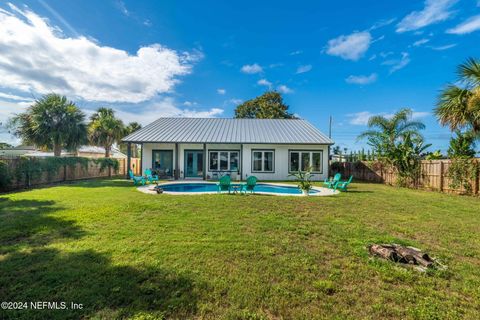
[[435, 58, 480, 134], [88, 108, 124, 158], [357, 108, 426, 155], [10, 94, 87, 156]]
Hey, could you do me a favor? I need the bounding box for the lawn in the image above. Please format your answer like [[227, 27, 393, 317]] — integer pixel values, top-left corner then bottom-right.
[[1, 179, 479, 319]]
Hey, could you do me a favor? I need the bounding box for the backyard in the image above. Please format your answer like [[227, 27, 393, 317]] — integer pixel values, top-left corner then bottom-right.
[[1, 179, 480, 319]]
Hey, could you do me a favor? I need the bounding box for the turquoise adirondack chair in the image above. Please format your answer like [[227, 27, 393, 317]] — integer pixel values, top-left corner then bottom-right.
[[323, 173, 341, 189], [335, 175, 353, 192], [242, 176, 257, 194], [129, 170, 146, 186], [216, 175, 232, 193], [144, 169, 159, 184]]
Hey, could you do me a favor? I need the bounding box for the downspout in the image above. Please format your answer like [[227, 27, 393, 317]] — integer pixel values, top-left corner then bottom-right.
[[126, 142, 131, 179]]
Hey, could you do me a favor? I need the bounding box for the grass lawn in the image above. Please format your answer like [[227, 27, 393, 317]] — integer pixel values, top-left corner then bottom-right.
[[1, 179, 480, 319]]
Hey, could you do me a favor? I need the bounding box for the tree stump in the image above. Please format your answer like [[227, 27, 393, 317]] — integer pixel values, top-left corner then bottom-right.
[[368, 244, 442, 270]]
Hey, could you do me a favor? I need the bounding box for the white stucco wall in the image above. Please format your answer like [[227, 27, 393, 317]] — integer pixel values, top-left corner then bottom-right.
[[141, 143, 329, 181]]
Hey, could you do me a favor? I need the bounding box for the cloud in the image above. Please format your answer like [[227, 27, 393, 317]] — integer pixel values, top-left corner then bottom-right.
[[226, 98, 243, 105], [382, 52, 411, 73], [289, 50, 303, 55], [217, 88, 226, 95], [429, 43, 457, 50], [345, 73, 378, 85], [348, 110, 430, 125], [325, 31, 372, 61], [277, 85, 293, 94], [413, 38, 430, 46], [0, 4, 195, 103], [182, 101, 197, 107], [113, 98, 224, 125], [240, 63, 263, 74], [396, 0, 458, 32], [446, 15, 480, 34], [296, 64, 312, 74], [0, 92, 32, 102], [114, 0, 130, 16], [257, 79, 272, 88], [369, 18, 397, 30]]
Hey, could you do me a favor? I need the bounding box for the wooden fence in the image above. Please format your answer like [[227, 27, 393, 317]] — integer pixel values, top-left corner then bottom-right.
[[332, 159, 480, 195], [0, 157, 141, 192]]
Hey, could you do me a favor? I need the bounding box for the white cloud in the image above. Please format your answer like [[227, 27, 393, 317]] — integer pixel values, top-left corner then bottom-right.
[[0, 92, 32, 101], [289, 50, 303, 55], [227, 98, 243, 105], [383, 52, 411, 73], [345, 73, 378, 85], [0, 99, 32, 144], [217, 88, 226, 95], [277, 85, 293, 94], [413, 38, 430, 46], [296, 64, 312, 74], [325, 31, 372, 61], [429, 43, 457, 50], [240, 63, 263, 74], [446, 15, 480, 34], [0, 4, 196, 103], [348, 110, 430, 125], [369, 18, 397, 30], [396, 0, 458, 32], [114, 98, 224, 125], [257, 79, 272, 88], [182, 101, 197, 107]]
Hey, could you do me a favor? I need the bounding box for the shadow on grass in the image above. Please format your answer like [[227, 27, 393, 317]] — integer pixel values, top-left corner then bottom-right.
[[0, 198, 85, 254], [0, 248, 200, 319]]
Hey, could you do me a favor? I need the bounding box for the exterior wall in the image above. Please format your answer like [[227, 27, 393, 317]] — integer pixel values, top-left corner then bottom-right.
[[142, 143, 329, 180]]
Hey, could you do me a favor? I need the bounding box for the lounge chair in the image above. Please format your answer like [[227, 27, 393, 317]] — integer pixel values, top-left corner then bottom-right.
[[335, 175, 353, 192], [144, 169, 159, 184], [242, 176, 257, 194], [216, 175, 231, 193], [129, 170, 146, 186], [323, 173, 341, 189]]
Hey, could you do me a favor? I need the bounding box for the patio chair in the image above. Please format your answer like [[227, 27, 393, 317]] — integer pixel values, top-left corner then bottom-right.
[[129, 170, 146, 186], [242, 176, 257, 194], [323, 173, 341, 189], [144, 169, 159, 184], [216, 175, 231, 193], [335, 175, 353, 192]]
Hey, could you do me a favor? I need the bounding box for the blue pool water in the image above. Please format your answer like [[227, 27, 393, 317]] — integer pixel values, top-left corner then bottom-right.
[[159, 183, 319, 195]]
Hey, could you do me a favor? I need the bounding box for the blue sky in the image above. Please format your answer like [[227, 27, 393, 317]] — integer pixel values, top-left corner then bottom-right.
[[0, 0, 479, 152]]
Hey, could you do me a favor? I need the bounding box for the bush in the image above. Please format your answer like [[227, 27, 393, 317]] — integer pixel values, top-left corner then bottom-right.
[[0, 160, 11, 189], [447, 158, 479, 194]]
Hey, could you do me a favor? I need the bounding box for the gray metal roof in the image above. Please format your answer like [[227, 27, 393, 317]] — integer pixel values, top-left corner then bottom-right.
[[122, 118, 334, 144]]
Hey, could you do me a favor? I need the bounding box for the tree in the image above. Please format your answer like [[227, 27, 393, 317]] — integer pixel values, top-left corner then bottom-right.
[[447, 130, 476, 159], [435, 58, 480, 134], [234, 91, 295, 119], [88, 108, 125, 158], [0, 142, 13, 149], [10, 94, 87, 156], [120, 122, 142, 157], [357, 108, 426, 157]]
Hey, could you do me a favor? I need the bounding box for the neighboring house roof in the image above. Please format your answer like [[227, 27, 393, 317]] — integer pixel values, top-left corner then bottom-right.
[[122, 118, 334, 144], [77, 146, 127, 158]]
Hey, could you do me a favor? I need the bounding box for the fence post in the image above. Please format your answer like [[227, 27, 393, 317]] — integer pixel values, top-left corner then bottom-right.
[[474, 159, 479, 195], [439, 161, 444, 192]]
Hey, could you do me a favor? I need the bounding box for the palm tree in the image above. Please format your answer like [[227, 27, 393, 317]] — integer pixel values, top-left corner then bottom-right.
[[357, 108, 426, 155], [88, 108, 124, 158], [10, 94, 87, 156], [435, 58, 480, 134]]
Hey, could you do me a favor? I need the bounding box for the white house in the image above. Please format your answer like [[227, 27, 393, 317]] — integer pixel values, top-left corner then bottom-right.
[[122, 118, 333, 181]]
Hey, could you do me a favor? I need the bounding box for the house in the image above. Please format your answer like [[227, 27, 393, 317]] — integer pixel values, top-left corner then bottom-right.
[[122, 118, 334, 181]]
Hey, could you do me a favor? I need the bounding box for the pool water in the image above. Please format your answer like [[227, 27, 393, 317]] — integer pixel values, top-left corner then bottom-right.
[[159, 183, 319, 195]]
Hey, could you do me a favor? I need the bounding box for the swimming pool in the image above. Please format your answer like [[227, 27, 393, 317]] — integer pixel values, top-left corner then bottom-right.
[[137, 182, 338, 196]]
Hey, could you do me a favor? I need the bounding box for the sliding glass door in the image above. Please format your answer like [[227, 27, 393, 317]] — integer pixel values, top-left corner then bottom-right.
[[184, 150, 204, 178], [152, 150, 173, 177]]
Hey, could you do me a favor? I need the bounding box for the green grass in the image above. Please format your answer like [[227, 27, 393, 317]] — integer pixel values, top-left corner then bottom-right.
[[1, 179, 479, 319]]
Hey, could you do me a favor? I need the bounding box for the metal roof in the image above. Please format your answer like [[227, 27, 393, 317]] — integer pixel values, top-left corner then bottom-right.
[[122, 118, 333, 144]]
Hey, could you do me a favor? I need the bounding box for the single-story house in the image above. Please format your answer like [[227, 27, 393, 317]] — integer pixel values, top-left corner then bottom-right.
[[122, 118, 334, 181]]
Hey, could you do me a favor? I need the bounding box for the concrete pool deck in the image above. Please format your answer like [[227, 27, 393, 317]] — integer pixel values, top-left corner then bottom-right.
[[137, 180, 339, 196]]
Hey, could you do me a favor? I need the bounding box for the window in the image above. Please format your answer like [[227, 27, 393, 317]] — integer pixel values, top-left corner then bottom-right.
[[289, 151, 323, 173], [209, 151, 240, 171], [251, 150, 274, 172]]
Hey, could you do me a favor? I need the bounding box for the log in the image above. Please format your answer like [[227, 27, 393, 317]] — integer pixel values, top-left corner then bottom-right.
[[368, 244, 437, 269]]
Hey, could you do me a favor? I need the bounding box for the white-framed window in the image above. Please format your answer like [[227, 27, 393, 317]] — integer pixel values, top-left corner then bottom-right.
[[289, 150, 322, 173], [251, 150, 274, 173], [209, 150, 239, 171]]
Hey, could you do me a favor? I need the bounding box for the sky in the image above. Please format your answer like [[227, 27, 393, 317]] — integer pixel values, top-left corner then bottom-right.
[[0, 0, 479, 153]]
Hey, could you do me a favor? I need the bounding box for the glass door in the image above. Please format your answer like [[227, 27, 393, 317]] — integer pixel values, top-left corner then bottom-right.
[[152, 150, 173, 177], [184, 150, 203, 178]]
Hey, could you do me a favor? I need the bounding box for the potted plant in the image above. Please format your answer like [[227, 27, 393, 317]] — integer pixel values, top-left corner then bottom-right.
[[289, 167, 314, 196]]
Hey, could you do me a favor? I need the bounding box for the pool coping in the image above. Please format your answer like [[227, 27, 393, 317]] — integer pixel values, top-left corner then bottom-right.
[[137, 180, 339, 196]]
